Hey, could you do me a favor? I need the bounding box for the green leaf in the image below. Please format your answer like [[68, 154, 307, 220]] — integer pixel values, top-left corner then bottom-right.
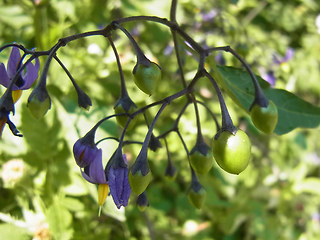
[[264, 88, 320, 134], [0, 223, 30, 240], [47, 198, 73, 240], [215, 66, 320, 135]]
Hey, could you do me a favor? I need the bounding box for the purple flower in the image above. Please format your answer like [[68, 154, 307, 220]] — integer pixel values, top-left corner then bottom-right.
[[0, 46, 40, 91], [108, 154, 131, 209], [259, 69, 276, 86], [73, 138, 100, 168], [81, 149, 107, 184], [272, 48, 294, 65]]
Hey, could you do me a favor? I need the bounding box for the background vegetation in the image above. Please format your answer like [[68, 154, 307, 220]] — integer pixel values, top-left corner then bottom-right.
[[0, 0, 320, 239]]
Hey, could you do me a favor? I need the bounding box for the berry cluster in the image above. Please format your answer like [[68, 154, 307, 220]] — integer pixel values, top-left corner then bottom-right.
[[0, 0, 278, 211]]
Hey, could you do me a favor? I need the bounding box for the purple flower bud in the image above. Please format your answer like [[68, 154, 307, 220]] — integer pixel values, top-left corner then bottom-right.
[[136, 191, 149, 211], [148, 134, 162, 152], [73, 138, 100, 168], [108, 154, 131, 209]]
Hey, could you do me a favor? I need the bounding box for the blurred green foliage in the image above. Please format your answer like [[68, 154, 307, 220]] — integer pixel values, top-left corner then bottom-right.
[[1, 0, 320, 239]]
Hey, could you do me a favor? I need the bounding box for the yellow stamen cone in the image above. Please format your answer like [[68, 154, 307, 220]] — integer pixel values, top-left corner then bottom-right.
[[97, 184, 109, 216], [12, 90, 22, 103]]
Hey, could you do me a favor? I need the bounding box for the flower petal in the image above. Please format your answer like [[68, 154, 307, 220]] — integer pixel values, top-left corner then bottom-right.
[[108, 168, 120, 208], [121, 168, 131, 207], [0, 63, 10, 87], [80, 166, 95, 184], [88, 149, 107, 184], [109, 166, 131, 209], [73, 138, 99, 168], [7, 47, 21, 78], [21, 58, 39, 90]]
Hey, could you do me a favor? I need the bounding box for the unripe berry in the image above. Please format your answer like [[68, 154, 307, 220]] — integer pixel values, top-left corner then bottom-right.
[[250, 100, 278, 134], [133, 62, 161, 95], [212, 129, 251, 175]]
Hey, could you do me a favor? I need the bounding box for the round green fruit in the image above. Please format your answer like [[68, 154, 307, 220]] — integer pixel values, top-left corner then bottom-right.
[[133, 62, 161, 95], [212, 129, 251, 175], [114, 102, 137, 130], [250, 100, 278, 134], [190, 149, 213, 175]]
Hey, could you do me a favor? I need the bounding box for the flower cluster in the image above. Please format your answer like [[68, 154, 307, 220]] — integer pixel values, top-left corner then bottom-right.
[[73, 135, 131, 209]]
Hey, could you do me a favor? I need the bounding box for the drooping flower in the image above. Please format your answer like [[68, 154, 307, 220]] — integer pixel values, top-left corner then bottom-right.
[[107, 152, 131, 209], [73, 137, 100, 168], [0, 46, 40, 102]]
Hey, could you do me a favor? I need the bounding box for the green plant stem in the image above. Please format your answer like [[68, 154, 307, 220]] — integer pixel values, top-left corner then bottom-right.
[[202, 70, 237, 135], [206, 46, 269, 108], [196, 100, 220, 131], [107, 36, 128, 98], [53, 56, 83, 94], [112, 22, 150, 66], [191, 95, 204, 144]]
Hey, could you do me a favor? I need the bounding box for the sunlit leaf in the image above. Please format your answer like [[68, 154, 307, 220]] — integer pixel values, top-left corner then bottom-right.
[[47, 198, 73, 240], [0, 223, 29, 240]]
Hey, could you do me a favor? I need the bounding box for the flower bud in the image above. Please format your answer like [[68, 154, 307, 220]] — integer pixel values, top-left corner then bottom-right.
[[187, 181, 207, 209], [148, 133, 162, 152], [136, 191, 149, 212], [164, 159, 177, 180], [77, 88, 92, 110]]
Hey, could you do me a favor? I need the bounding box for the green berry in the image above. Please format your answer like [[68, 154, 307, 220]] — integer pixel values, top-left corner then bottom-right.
[[133, 62, 161, 95], [212, 129, 251, 175], [128, 170, 152, 196], [250, 100, 278, 134]]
